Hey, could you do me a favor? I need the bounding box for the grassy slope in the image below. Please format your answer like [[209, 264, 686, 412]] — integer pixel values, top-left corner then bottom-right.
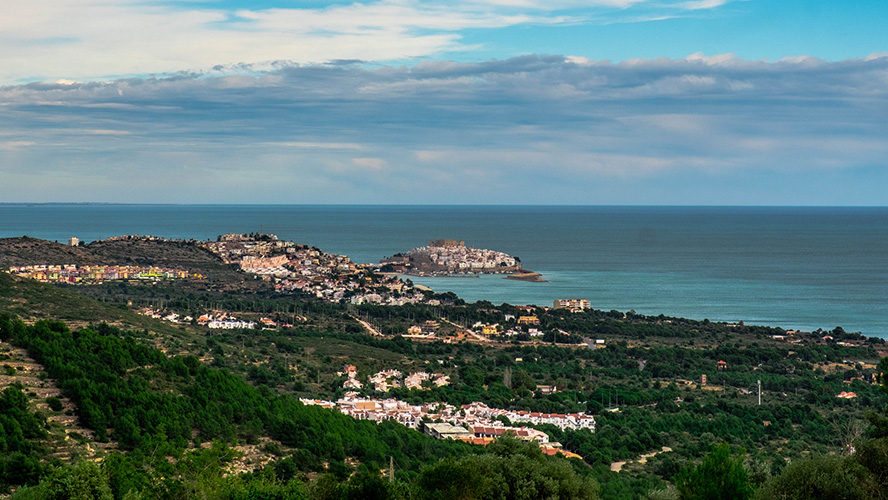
[[0, 236, 255, 285], [0, 237, 103, 267], [0, 272, 185, 337], [85, 239, 243, 282]]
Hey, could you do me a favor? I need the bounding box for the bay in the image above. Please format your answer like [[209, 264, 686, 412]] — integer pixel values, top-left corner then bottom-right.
[[1, 204, 886, 338]]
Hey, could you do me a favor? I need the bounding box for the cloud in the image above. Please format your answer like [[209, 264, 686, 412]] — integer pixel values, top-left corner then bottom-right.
[[0, 0, 555, 83], [352, 157, 388, 170], [413, 148, 676, 177], [83, 129, 131, 136], [679, 0, 730, 10], [0, 141, 35, 151], [265, 142, 366, 150], [2, 0, 751, 84], [1, 53, 887, 204]]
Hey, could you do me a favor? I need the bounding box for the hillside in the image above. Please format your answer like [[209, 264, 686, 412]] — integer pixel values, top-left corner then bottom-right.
[[2, 236, 888, 499], [0, 272, 174, 332], [0, 236, 250, 285], [0, 237, 103, 267], [85, 238, 242, 281], [0, 316, 601, 499]]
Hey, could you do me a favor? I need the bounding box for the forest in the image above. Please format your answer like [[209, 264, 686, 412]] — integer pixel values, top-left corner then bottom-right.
[[2, 312, 888, 499], [0, 315, 603, 499]]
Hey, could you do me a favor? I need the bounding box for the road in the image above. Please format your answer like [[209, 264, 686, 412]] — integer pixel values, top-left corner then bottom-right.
[[349, 314, 382, 336]]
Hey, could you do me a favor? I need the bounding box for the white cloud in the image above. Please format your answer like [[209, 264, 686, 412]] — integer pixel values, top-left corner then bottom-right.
[[413, 147, 676, 177], [618, 114, 710, 134], [265, 142, 366, 150], [679, 0, 728, 10], [352, 157, 388, 170], [685, 52, 739, 65], [0, 0, 753, 84], [1, 53, 886, 203], [0, 0, 555, 83], [0, 141, 35, 151], [83, 129, 131, 136]]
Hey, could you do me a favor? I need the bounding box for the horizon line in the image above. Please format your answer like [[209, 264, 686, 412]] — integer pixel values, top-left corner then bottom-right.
[[2, 203, 887, 209]]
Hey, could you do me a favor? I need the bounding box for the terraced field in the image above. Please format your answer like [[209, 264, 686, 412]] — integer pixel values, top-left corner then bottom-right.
[[0, 339, 114, 463]]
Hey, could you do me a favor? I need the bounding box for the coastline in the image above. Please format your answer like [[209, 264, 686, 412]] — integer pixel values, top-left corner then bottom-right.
[[382, 272, 481, 279], [3, 204, 884, 338], [402, 273, 481, 278], [385, 270, 547, 282]]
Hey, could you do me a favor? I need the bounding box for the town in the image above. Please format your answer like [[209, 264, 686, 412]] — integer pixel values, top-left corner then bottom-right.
[[203, 233, 441, 306], [379, 239, 523, 276]]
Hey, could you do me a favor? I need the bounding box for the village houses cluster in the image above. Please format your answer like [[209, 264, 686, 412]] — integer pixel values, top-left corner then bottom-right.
[[134, 309, 279, 330], [8, 264, 197, 284], [339, 365, 450, 392], [408, 241, 518, 271], [202, 233, 438, 306], [303, 364, 594, 458], [466, 304, 597, 343], [380, 239, 521, 275], [301, 395, 594, 458]]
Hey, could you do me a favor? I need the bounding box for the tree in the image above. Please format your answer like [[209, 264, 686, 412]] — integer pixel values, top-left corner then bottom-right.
[[674, 443, 753, 500], [511, 370, 536, 392], [416, 437, 599, 500], [13, 461, 114, 500], [755, 455, 867, 500], [415, 458, 485, 500], [345, 466, 397, 500]]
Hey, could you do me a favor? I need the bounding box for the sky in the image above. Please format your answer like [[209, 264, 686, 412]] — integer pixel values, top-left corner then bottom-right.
[[1, 0, 887, 205]]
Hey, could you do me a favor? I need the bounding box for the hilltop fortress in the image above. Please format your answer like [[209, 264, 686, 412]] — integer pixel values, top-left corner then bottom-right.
[[428, 239, 465, 248]]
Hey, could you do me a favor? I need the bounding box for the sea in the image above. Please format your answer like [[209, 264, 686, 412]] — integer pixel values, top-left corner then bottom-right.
[[1, 205, 886, 339]]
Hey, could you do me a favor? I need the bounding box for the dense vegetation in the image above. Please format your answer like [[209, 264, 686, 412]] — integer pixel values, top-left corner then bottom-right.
[[3, 308, 886, 499], [0, 386, 45, 487], [658, 356, 888, 500], [0, 315, 603, 499]]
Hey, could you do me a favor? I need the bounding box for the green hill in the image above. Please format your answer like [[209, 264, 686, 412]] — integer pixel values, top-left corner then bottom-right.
[[0, 316, 600, 500], [0, 271, 158, 329], [0, 236, 249, 284], [0, 237, 102, 267]]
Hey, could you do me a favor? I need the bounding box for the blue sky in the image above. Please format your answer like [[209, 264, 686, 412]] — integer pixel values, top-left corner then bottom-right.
[[1, 0, 886, 204]]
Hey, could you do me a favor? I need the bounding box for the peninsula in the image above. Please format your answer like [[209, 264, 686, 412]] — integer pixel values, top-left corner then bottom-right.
[[379, 239, 543, 280]]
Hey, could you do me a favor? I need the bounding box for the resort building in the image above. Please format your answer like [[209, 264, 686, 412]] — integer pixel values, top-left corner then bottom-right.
[[553, 299, 591, 311]]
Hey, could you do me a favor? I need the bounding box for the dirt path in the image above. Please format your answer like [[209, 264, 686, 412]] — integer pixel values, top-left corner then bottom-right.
[[610, 446, 673, 472], [349, 314, 382, 336]]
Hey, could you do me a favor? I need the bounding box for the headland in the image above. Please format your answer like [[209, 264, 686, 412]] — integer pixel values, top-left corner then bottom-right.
[[379, 239, 543, 281]]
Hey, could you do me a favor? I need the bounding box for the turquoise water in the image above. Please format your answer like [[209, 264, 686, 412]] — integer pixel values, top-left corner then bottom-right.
[[1, 205, 886, 337]]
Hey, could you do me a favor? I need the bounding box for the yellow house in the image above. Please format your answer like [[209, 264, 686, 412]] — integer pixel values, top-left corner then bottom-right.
[[481, 325, 498, 336], [518, 316, 540, 326]]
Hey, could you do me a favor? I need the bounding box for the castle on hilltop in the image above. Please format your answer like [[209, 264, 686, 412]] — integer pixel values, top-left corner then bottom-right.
[[429, 239, 465, 248]]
